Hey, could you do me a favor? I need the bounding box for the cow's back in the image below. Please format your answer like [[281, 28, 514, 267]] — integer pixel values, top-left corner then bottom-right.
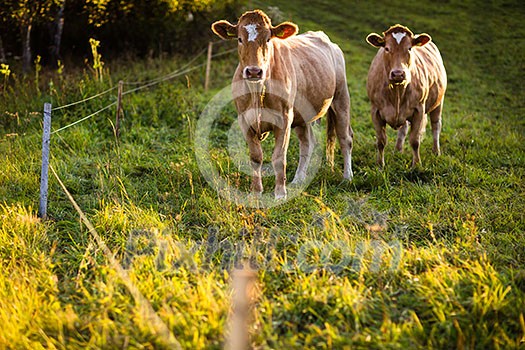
[[413, 42, 447, 112], [284, 31, 345, 84], [272, 31, 347, 120]]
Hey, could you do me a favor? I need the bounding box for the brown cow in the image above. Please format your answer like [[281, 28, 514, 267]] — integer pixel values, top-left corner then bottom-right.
[[212, 10, 353, 200], [366, 24, 447, 167]]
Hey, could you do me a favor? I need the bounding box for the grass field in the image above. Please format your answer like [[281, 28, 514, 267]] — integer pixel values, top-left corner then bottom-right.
[[1, 0, 525, 348]]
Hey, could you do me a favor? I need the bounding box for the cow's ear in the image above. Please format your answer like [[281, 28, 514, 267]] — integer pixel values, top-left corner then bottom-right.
[[366, 33, 385, 48], [272, 22, 298, 39], [212, 20, 238, 40], [413, 33, 432, 47]]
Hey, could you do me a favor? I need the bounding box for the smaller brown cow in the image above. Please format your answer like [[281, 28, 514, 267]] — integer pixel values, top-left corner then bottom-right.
[[212, 10, 353, 200], [366, 24, 447, 167]]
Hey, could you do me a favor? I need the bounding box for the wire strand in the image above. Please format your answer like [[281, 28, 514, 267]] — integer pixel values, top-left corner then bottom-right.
[[52, 86, 118, 111], [121, 47, 237, 95], [49, 44, 236, 114], [42, 42, 238, 135], [122, 47, 208, 86], [211, 47, 238, 59], [122, 63, 206, 95], [51, 102, 117, 134]]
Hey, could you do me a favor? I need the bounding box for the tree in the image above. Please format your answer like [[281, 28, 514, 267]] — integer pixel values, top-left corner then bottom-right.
[[0, 0, 243, 69], [49, 0, 66, 67], [0, 34, 5, 63], [1, 0, 60, 73]]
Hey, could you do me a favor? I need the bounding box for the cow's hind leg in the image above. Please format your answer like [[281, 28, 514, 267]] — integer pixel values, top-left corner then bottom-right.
[[272, 120, 292, 200], [246, 135, 264, 195], [329, 96, 353, 180], [429, 102, 443, 156], [395, 121, 409, 152], [326, 108, 336, 170], [372, 109, 387, 168], [409, 112, 427, 167], [291, 123, 314, 184]]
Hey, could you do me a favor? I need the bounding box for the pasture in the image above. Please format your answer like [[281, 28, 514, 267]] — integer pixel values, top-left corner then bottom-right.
[[1, 0, 524, 348]]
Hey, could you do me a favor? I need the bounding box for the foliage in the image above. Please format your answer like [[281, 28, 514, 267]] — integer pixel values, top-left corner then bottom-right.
[[1, 0, 61, 26], [0, 64, 10, 93], [79, 0, 244, 56], [0, 0, 62, 71], [0, 0, 524, 348], [34, 55, 42, 91], [0, 0, 244, 69], [88, 38, 105, 82]]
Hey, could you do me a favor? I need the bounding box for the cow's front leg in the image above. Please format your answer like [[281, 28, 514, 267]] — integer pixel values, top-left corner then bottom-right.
[[409, 110, 426, 167], [246, 132, 263, 194], [272, 125, 292, 200], [372, 110, 387, 168], [291, 124, 314, 184]]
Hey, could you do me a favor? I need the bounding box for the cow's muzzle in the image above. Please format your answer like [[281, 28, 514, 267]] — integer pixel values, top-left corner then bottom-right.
[[243, 66, 264, 82], [389, 69, 406, 85]]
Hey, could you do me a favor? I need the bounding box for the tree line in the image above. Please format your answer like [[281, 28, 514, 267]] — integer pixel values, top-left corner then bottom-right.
[[0, 0, 243, 73]]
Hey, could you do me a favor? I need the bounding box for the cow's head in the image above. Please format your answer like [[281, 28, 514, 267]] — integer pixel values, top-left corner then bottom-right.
[[366, 25, 431, 87], [212, 10, 298, 82]]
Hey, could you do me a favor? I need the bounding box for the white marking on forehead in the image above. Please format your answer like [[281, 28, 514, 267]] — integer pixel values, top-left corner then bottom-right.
[[244, 24, 258, 42], [392, 32, 407, 44]]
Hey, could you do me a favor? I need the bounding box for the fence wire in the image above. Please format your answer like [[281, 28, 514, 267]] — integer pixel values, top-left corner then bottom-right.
[[47, 42, 238, 134], [52, 86, 118, 111], [211, 47, 238, 59], [51, 101, 118, 135], [123, 63, 207, 95], [122, 47, 208, 86], [122, 46, 237, 94]]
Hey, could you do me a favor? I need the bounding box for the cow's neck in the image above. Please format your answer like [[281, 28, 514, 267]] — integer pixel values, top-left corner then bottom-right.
[[388, 83, 408, 125], [246, 81, 267, 138]]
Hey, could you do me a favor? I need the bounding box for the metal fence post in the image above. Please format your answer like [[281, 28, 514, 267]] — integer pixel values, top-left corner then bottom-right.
[[38, 103, 52, 219]]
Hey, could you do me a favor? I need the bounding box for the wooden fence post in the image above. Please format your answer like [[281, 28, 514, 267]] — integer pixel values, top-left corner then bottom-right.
[[38, 103, 52, 219], [204, 41, 213, 92], [115, 80, 123, 138]]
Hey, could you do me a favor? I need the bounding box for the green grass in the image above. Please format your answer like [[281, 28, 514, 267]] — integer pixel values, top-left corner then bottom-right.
[[1, 0, 525, 348]]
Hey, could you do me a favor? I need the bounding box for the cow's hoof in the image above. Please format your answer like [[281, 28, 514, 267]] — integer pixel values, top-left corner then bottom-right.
[[343, 171, 353, 181], [274, 192, 287, 201], [251, 184, 263, 194], [290, 177, 305, 186]]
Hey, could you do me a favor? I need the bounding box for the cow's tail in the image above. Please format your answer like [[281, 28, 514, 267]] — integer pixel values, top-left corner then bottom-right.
[[326, 107, 336, 170]]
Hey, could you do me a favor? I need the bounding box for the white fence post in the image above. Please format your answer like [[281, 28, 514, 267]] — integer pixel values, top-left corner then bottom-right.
[[38, 102, 52, 219]]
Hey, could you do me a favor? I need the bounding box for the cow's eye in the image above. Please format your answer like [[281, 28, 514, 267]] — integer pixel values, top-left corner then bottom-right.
[[384, 47, 390, 52], [238, 37, 242, 43]]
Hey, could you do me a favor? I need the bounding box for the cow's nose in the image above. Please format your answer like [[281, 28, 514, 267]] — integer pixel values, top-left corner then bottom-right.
[[390, 69, 406, 82], [244, 66, 263, 80]]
